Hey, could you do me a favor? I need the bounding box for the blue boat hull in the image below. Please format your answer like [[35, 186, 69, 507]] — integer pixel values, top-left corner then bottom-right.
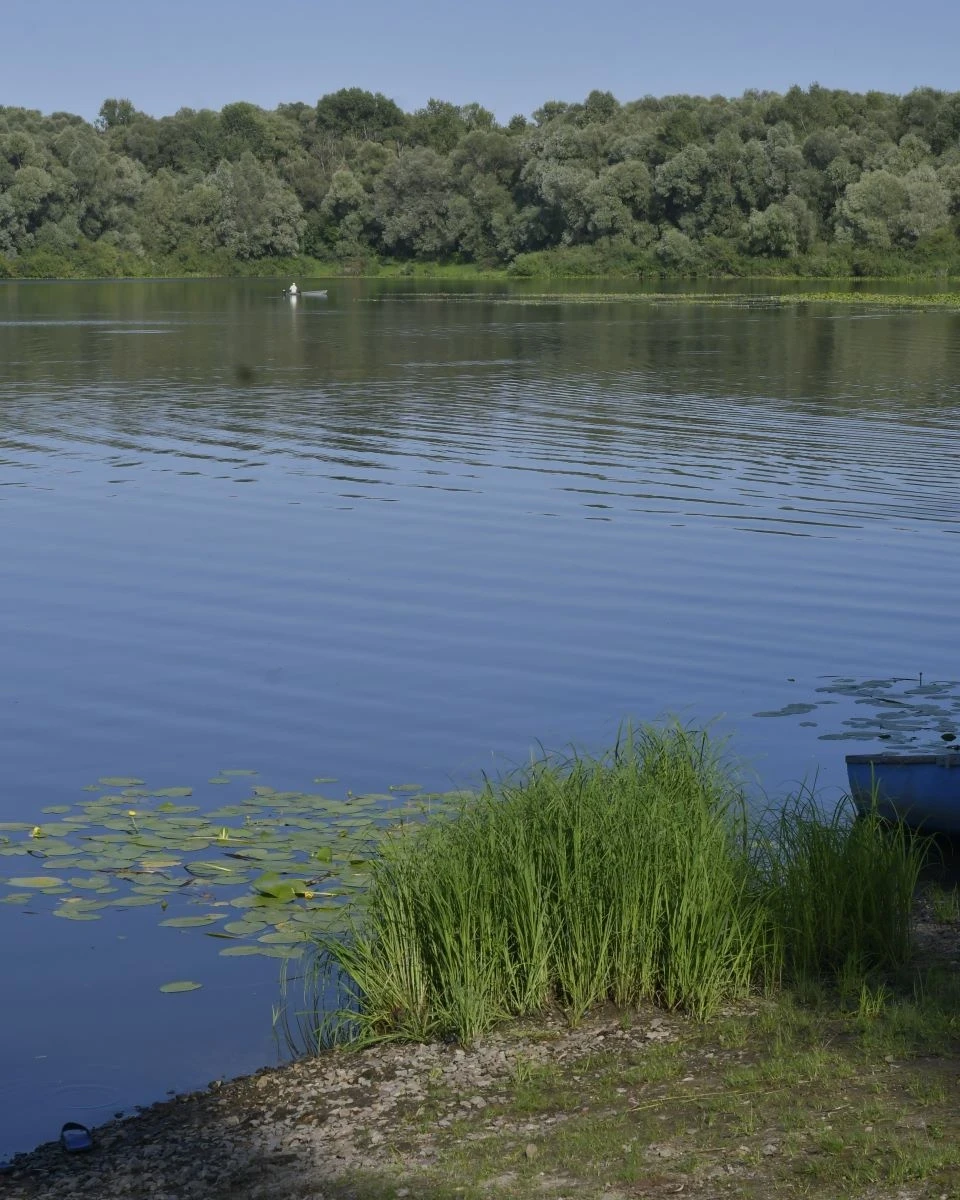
[[846, 753, 960, 833]]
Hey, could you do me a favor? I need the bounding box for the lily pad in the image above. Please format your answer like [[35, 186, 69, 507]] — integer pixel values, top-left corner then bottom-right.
[[223, 919, 268, 935], [160, 914, 223, 928], [258, 930, 308, 944], [99, 777, 146, 787], [753, 703, 819, 718], [6, 876, 65, 888], [252, 874, 311, 902], [53, 907, 101, 921], [68, 875, 114, 890], [159, 980, 203, 993]]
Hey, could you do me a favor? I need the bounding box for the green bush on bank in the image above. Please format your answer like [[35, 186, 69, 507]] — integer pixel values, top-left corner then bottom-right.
[[0, 240, 348, 280], [312, 726, 926, 1045]]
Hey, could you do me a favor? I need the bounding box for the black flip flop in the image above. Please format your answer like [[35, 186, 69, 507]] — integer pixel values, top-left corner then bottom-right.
[[59, 1123, 93, 1153]]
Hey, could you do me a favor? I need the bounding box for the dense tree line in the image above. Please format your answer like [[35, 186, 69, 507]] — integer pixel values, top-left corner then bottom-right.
[[2, 85, 960, 278]]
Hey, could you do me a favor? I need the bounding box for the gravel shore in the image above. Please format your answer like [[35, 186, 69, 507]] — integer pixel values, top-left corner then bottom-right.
[[1, 1008, 683, 1200]]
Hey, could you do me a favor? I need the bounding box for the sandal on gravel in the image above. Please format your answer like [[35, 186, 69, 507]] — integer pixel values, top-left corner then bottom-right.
[[59, 1123, 93, 1153]]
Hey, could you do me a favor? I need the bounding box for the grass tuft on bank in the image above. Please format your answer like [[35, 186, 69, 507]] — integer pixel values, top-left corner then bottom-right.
[[308, 725, 927, 1046]]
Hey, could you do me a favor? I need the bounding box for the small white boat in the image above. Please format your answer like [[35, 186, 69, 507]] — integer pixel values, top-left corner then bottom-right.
[[282, 285, 327, 299]]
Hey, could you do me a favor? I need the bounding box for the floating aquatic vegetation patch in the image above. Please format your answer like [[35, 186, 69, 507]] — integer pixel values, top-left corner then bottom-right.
[[365, 291, 960, 311], [0, 773, 460, 959], [753, 674, 960, 750]]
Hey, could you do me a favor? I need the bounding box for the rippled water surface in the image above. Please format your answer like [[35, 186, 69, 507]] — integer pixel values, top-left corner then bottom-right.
[[2, 278, 959, 1154]]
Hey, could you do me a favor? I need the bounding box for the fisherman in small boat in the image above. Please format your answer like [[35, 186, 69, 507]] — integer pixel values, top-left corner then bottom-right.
[[284, 282, 299, 296]]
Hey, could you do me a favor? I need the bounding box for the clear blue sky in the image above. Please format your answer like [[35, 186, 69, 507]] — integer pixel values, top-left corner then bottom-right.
[[6, 0, 959, 123]]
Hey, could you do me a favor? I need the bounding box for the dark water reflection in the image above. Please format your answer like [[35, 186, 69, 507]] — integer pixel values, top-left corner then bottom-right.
[[1, 278, 959, 1154]]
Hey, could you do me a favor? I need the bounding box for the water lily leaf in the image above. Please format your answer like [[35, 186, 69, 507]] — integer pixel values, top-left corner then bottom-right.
[[314, 846, 333, 863], [219, 944, 265, 957], [7, 876, 64, 888], [159, 980, 202, 993], [53, 907, 100, 920], [0, 822, 34, 832], [208, 777, 232, 785], [252, 873, 311, 901], [31, 841, 79, 856], [223, 919, 268, 935], [160, 915, 222, 928], [68, 875, 113, 890], [89, 856, 140, 872], [258, 930, 308, 944], [221, 769, 257, 776], [186, 861, 247, 880], [313, 777, 338, 784], [152, 788, 193, 799], [388, 784, 423, 793], [99, 777, 145, 787], [1, 893, 33, 904], [753, 703, 819, 718], [227, 847, 292, 862], [41, 806, 71, 814], [252, 786, 276, 797]]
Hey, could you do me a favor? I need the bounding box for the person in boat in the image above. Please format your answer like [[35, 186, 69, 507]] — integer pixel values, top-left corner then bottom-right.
[[284, 282, 299, 296]]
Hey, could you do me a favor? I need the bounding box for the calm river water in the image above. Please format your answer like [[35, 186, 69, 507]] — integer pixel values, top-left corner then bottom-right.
[[1, 278, 959, 1155]]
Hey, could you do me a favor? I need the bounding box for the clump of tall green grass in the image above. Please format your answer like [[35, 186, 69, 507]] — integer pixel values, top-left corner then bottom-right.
[[755, 792, 926, 983], [308, 725, 928, 1046]]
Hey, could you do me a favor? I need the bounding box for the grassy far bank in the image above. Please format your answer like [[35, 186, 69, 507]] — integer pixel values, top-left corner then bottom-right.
[[2, 241, 960, 283]]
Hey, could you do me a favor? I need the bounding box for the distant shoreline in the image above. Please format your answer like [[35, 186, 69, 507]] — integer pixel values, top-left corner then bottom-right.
[[2, 264, 959, 286]]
